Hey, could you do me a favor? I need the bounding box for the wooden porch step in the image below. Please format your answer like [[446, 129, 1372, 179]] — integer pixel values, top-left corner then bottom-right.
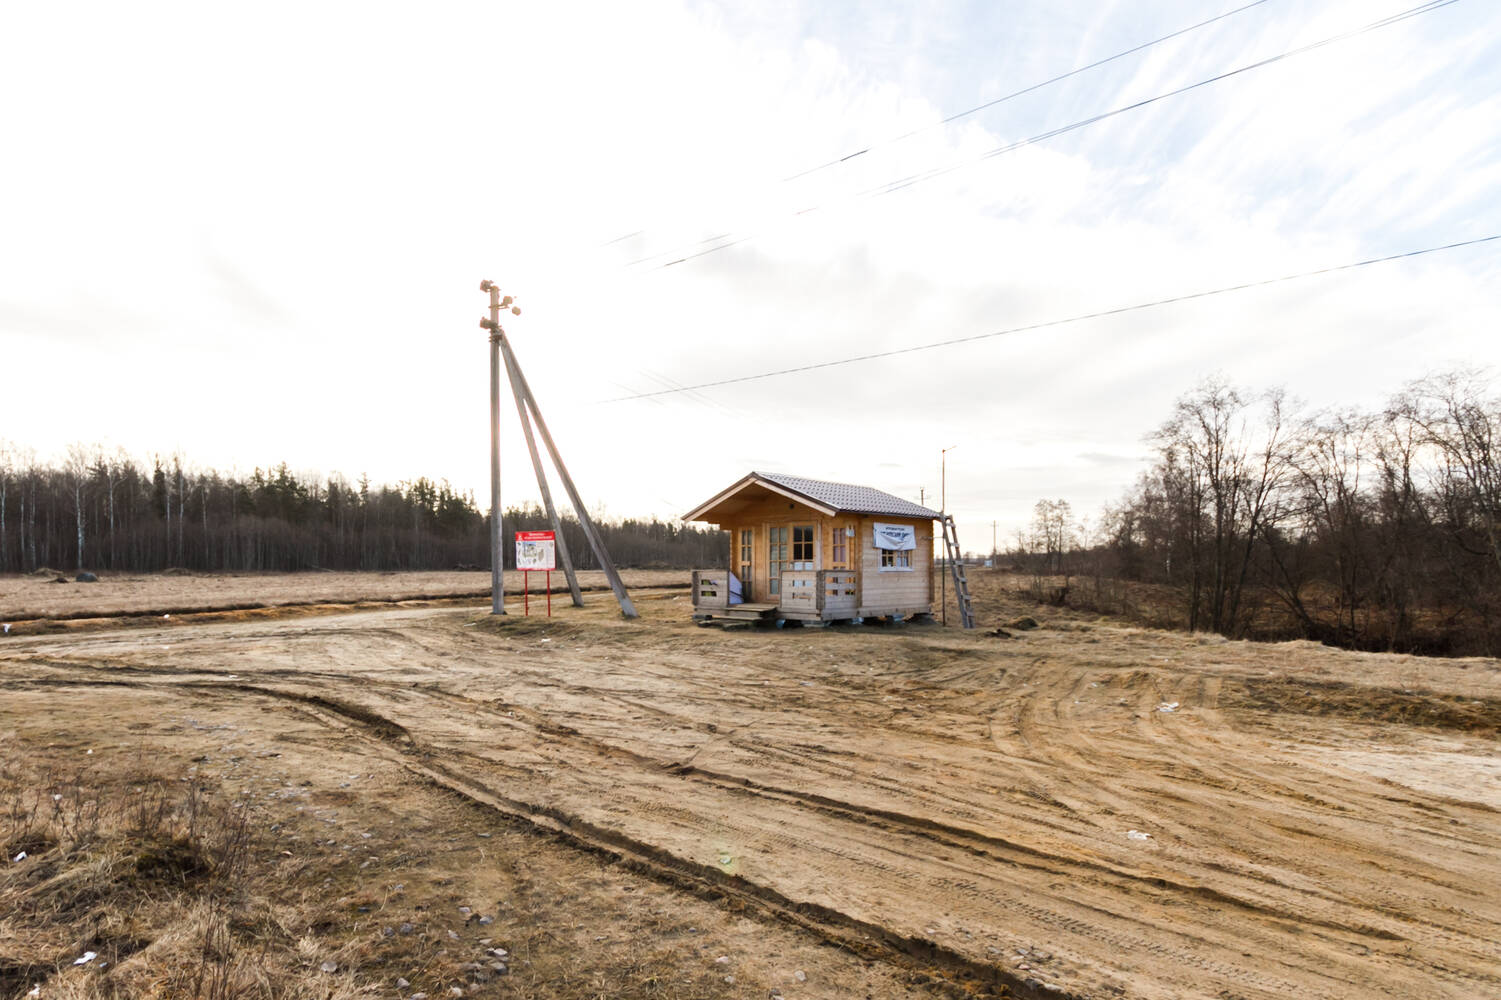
[[719, 603, 781, 622]]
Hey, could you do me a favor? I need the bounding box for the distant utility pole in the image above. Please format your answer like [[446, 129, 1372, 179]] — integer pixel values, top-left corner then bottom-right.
[[480, 281, 516, 616], [992, 520, 997, 562], [940, 444, 956, 626]]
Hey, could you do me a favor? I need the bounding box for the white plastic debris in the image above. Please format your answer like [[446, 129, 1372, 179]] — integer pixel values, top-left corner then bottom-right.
[[1157, 701, 1179, 713], [1127, 830, 1151, 841], [3, 623, 10, 634], [26, 986, 39, 998], [73, 951, 97, 966], [12, 851, 26, 862], [539, 638, 551, 643], [319, 961, 338, 973]]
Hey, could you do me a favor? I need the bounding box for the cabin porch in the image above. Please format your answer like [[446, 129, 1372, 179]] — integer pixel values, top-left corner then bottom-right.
[[691, 568, 862, 623]]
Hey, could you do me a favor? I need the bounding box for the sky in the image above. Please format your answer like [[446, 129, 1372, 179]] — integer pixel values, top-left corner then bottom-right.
[[3, 0, 1499, 550]]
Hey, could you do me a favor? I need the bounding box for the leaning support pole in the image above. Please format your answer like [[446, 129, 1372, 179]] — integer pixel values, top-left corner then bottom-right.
[[497, 335, 639, 619], [503, 352, 585, 607]]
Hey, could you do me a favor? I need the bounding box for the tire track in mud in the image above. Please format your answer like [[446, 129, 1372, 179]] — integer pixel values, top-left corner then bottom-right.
[[3, 663, 1365, 998], [8, 616, 1501, 1000], [257, 684, 1381, 1000], [4, 663, 1436, 999], [0, 668, 1062, 1000], [1000, 665, 1501, 948]]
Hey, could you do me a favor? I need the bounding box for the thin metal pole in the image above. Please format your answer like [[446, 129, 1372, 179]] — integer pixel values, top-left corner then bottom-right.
[[484, 282, 505, 615], [502, 347, 585, 607], [940, 445, 956, 625], [498, 334, 638, 618]]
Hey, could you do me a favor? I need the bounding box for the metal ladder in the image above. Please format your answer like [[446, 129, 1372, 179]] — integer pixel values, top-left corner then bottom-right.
[[941, 514, 975, 629]]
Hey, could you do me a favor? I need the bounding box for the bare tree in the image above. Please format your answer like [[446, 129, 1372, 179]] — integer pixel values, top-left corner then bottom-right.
[[1149, 377, 1294, 635], [0, 439, 11, 572], [62, 444, 93, 572]]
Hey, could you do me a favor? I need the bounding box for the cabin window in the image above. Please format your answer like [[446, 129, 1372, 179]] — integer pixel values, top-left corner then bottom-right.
[[768, 526, 788, 594], [791, 525, 814, 570], [830, 524, 848, 567], [880, 548, 912, 570]]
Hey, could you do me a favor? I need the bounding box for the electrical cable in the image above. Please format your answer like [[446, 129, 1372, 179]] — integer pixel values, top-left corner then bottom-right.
[[781, 0, 1274, 183], [612, 1, 1274, 256], [867, 0, 1458, 197], [605, 233, 1500, 402], [635, 0, 1460, 271]]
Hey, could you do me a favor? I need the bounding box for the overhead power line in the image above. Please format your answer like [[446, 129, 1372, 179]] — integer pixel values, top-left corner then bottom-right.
[[637, 0, 1461, 271], [782, 0, 1273, 182], [606, 233, 1500, 402], [614, 0, 1273, 260], [867, 0, 1459, 197]]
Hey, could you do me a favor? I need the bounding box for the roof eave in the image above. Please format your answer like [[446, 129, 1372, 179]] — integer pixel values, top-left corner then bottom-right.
[[682, 473, 839, 523]]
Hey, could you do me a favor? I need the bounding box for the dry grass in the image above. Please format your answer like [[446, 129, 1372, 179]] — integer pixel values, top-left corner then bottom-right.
[[962, 569, 1493, 656], [0, 749, 375, 1000], [0, 685, 924, 1000]]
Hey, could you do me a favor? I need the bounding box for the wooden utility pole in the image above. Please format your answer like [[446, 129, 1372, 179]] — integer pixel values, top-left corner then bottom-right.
[[480, 280, 509, 615]]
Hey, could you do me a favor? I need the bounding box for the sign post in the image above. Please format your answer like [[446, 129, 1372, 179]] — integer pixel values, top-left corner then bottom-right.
[[515, 530, 557, 617]]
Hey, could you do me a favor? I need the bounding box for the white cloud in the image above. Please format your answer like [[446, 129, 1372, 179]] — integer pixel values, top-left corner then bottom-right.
[[3, 0, 1498, 543]]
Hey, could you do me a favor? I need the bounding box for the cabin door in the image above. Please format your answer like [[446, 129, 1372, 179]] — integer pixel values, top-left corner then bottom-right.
[[738, 529, 754, 602], [767, 526, 788, 596]]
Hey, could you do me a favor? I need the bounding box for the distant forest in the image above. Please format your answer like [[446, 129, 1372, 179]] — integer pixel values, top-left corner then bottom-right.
[[0, 450, 724, 574], [1013, 370, 1501, 657]]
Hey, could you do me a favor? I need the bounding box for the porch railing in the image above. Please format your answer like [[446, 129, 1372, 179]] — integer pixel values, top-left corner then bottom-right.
[[693, 568, 859, 616], [779, 569, 859, 615], [779, 570, 819, 612], [691, 569, 729, 611], [821, 570, 858, 615]]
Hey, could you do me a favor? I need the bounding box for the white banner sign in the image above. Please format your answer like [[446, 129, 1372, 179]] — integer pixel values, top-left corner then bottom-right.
[[872, 522, 916, 550]]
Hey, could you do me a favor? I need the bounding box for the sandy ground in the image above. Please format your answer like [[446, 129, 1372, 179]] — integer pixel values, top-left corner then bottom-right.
[[0, 569, 689, 621], [2, 574, 1499, 999]]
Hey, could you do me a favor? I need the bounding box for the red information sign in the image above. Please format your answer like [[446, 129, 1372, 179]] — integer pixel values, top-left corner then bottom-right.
[[515, 530, 556, 570], [515, 531, 557, 617]]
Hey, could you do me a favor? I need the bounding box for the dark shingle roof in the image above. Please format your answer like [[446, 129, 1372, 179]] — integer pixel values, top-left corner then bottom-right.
[[755, 472, 941, 519]]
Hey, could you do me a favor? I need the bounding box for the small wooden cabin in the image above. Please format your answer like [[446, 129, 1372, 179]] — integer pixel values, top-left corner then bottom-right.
[[684, 471, 941, 624]]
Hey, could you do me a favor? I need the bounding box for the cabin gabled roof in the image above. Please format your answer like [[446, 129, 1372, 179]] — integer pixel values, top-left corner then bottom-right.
[[683, 471, 941, 524]]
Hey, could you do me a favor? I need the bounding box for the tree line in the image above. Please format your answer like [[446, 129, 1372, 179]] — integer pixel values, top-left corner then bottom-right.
[[0, 447, 724, 575], [1013, 370, 1501, 656]]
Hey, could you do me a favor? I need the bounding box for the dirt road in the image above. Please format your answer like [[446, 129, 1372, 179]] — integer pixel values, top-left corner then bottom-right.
[[0, 569, 688, 621], [3, 587, 1499, 999]]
